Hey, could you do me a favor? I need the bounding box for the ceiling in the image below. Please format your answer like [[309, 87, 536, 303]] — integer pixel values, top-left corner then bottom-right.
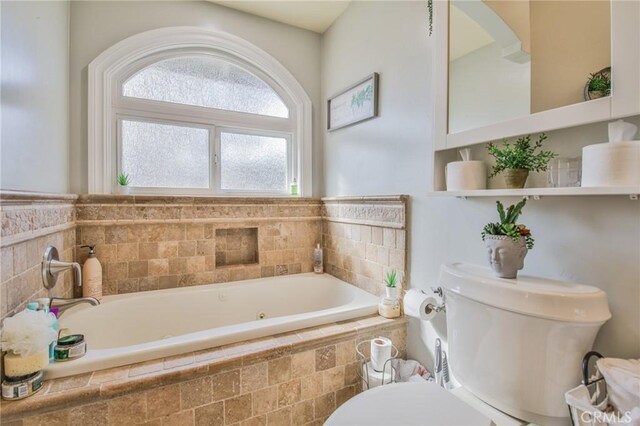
[[209, 1, 351, 33], [449, 4, 495, 61]]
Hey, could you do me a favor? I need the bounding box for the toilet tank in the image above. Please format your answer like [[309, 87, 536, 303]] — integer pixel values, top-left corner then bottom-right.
[[439, 263, 611, 426]]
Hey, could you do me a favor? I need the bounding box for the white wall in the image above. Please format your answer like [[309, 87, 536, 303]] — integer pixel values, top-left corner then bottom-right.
[[68, 1, 322, 195], [1, 1, 70, 193], [322, 0, 640, 368], [449, 42, 530, 133]]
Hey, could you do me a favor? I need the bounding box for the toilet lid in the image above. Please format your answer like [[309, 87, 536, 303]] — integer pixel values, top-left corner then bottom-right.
[[326, 382, 492, 426]]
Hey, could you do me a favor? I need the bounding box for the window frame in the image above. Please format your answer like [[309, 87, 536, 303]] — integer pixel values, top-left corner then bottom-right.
[[215, 127, 293, 196], [88, 27, 313, 196], [116, 115, 216, 195]]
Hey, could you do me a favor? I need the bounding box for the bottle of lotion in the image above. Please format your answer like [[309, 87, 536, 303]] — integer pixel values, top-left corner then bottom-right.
[[313, 243, 323, 274], [81, 245, 102, 300]]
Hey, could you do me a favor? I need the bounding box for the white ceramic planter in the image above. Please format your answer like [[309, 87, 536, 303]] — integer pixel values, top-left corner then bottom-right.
[[385, 286, 400, 299], [115, 185, 130, 195]]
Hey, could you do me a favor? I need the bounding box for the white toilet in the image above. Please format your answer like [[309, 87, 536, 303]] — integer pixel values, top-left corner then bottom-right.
[[328, 263, 611, 426]]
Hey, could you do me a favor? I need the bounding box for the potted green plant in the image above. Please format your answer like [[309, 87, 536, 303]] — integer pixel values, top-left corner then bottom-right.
[[384, 270, 400, 299], [481, 199, 534, 279], [116, 172, 131, 195], [585, 71, 611, 100], [487, 133, 556, 189]]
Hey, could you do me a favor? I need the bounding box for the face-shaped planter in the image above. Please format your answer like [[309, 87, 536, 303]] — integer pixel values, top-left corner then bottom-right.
[[485, 235, 528, 279]]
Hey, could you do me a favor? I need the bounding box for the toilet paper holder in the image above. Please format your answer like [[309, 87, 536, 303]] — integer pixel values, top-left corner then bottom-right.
[[356, 339, 399, 390], [425, 287, 446, 314]]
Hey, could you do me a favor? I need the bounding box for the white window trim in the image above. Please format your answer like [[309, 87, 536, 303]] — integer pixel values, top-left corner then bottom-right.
[[88, 26, 313, 196]]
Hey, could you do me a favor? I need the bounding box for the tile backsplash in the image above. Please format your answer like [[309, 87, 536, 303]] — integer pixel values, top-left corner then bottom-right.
[[0, 192, 408, 322], [1, 193, 77, 322], [75, 195, 322, 295], [321, 196, 407, 296]]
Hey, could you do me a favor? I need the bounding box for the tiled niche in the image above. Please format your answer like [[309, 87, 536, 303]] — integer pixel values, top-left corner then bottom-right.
[[215, 227, 259, 267]]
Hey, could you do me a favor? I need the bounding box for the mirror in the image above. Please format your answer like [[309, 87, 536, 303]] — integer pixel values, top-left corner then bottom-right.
[[448, 0, 611, 134]]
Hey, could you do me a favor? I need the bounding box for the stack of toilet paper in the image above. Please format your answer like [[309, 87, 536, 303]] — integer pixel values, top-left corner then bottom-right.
[[582, 120, 640, 187]]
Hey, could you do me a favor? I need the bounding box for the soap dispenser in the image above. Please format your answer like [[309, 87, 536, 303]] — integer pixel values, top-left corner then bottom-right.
[[81, 245, 102, 300]]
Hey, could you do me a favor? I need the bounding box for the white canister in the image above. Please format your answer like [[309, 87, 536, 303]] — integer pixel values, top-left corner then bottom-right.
[[446, 161, 487, 191], [582, 141, 640, 187]]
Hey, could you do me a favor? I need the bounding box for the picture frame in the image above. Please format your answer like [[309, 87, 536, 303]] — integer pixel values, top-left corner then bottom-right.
[[327, 72, 379, 131]]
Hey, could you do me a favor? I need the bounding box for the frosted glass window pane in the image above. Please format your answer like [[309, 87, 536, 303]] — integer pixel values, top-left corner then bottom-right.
[[123, 56, 289, 118], [220, 132, 287, 192], [121, 120, 210, 188]]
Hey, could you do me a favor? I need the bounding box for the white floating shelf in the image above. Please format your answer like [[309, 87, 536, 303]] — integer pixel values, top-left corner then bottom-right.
[[429, 186, 640, 199]]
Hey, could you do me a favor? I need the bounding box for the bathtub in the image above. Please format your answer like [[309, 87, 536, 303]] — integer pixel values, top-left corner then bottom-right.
[[45, 273, 379, 379]]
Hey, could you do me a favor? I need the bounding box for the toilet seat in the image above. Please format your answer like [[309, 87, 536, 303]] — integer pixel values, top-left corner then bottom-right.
[[326, 382, 493, 426]]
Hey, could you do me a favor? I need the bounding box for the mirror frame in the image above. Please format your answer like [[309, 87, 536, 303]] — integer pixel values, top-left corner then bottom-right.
[[433, 0, 640, 151]]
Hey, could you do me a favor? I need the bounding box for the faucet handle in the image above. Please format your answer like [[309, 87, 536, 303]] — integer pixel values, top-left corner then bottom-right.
[[42, 245, 82, 289]]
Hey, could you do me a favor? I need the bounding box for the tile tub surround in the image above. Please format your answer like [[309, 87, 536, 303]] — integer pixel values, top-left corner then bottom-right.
[[0, 192, 77, 322], [75, 195, 323, 295], [1, 192, 408, 317], [1, 315, 407, 424], [321, 196, 407, 296]]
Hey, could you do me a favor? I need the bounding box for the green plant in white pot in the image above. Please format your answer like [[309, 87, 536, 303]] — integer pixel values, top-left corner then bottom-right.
[[585, 71, 611, 100], [384, 270, 400, 299], [487, 134, 556, 189], [481, 199, 534, 279], [116, 173, 131, 195]]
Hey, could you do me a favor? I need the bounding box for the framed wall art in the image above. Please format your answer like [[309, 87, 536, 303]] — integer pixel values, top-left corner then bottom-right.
[[327, 73, 379, 131]]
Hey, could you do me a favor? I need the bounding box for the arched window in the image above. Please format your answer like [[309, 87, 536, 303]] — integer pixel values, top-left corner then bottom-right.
[[88, 27, 312, 196]]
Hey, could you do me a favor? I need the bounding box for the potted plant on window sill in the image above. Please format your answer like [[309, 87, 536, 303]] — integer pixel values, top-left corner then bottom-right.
[[116, 173, 131, 195], [481, 199, 534, 279], [487, 133, 556, 189]]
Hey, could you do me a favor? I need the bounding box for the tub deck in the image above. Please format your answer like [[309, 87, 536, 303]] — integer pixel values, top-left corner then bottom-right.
[[1, 315, 406, 422]]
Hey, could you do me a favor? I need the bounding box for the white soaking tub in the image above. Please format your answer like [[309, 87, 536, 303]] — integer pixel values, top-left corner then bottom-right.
[[45, 273, 379, 379]]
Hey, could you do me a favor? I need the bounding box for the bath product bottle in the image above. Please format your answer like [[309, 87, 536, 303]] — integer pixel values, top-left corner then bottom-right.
[[314, 243, 323, 274], [290, 178, 298, 196], [81, 244, 103, 300], [35, 298, 58, 361]]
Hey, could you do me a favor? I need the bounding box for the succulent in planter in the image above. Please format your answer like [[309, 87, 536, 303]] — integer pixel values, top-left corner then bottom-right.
[[481, 199, 533, 279], [117, 173, 131, 186], [116, 173, 131, 194], [384, 270, 400, 299], [487, 133, 556, 189], [585, 70, 611, 100]]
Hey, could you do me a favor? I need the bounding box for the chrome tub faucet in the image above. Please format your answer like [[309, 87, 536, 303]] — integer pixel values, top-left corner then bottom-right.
[[48, 297, 100, 315], [42, 245, 82, 290]]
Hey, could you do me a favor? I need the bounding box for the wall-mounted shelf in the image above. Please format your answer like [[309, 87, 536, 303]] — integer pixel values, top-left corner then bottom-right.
[[429, 186, 640, 200]]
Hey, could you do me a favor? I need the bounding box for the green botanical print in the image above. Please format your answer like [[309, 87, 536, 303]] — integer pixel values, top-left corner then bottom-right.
[[351, 84, 373, 109]]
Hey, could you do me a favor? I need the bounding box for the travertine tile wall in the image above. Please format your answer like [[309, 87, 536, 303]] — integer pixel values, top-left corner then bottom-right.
[[75, 196, 322, 295], [3, 317, 407, 425], [321, 196, 407, 297], [0, 193, 77, 323], [1, 193, 407, 318]]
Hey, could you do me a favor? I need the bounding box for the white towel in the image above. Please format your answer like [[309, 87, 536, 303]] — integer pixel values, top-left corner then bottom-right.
[[596, 358, 640, 422]]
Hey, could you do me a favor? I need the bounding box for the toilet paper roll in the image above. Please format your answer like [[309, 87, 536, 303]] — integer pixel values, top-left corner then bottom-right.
[[404, 289, 440, 321], [446, 161, 487, 191], [582, 141, 640, 187], [370, 337, 392, 373]]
